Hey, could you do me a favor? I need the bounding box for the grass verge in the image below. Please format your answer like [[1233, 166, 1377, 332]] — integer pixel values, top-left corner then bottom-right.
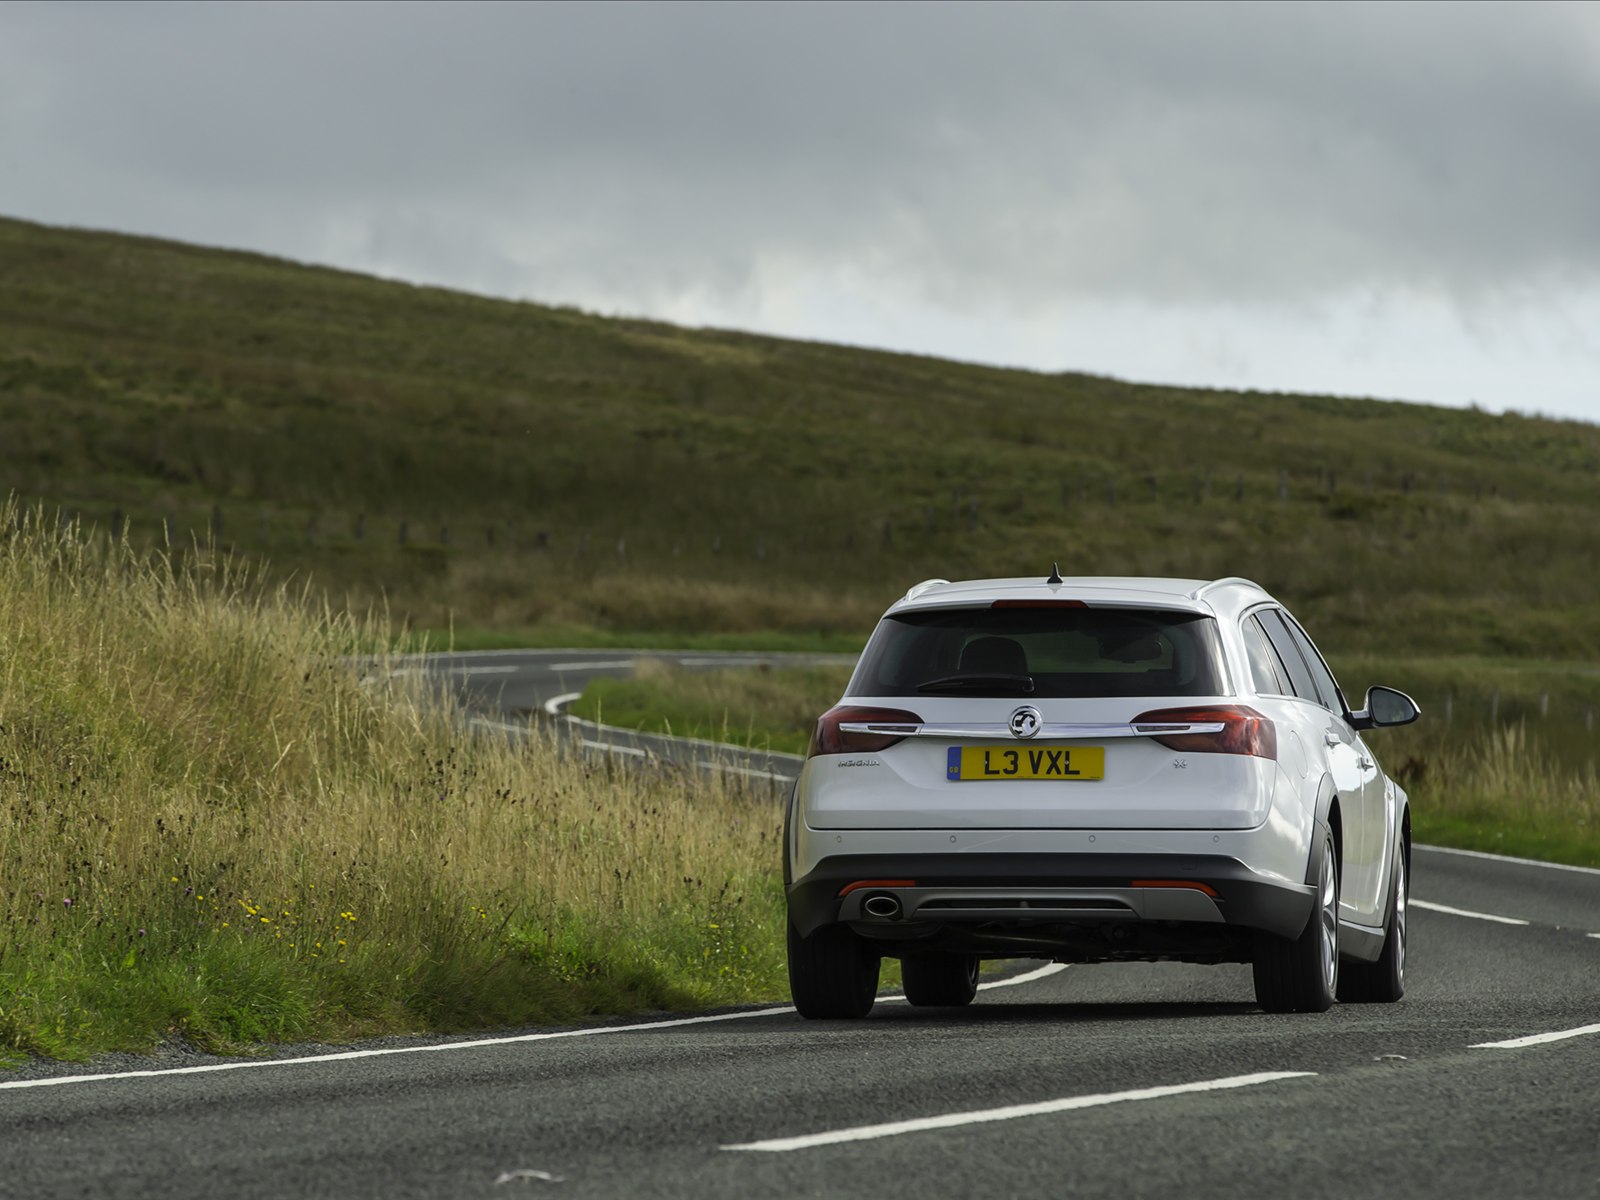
[[0, 504, 795, 1062]]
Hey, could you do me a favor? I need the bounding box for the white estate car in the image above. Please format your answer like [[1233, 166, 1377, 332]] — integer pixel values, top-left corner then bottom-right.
[[785, 572, 1419, 1018]]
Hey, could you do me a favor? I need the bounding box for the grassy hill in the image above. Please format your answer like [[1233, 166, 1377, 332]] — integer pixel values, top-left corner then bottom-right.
[[4, 214, 1599, 657]]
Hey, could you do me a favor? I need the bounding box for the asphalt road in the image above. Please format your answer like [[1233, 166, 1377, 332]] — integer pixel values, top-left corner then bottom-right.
[[3, 651, 1598, 1200]]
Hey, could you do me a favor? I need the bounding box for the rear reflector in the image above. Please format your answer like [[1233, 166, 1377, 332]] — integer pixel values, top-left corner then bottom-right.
[[1132, 880, 1221, 897], [837, 879, 917, 897], [1130, 705, 1277, 759], [809, 706, 924, 757]]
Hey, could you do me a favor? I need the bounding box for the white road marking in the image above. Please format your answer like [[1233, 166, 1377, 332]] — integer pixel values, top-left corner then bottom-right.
[[542, 692, 806, 763], [384, 664, 520, 678], [1415, 844, 1600, 878], [541, 691, 584, 717], [720, 1071, 1315, 1153], [695, 760, 796, 783], [468, 718, 534, 736], [0, 965, 1065, 1093], [579, 739, 648, 758], [1588, 933, 1600, 940], [972, 961, 1066, 991], [675, 657, 772, 667], [546, 660, 638, 672], [1472, 1023, 1600, 1050], [1411, 899, 1529, 926]]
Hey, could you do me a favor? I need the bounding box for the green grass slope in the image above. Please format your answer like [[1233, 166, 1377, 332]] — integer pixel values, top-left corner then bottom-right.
[[3, 214, 1598, 655]]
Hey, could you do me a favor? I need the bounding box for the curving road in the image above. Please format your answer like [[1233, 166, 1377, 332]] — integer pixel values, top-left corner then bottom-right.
[[3, 651, 1598, 1199]]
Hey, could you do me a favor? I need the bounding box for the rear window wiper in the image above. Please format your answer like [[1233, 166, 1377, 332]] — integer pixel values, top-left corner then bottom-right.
[[916, 673, 1036, 695]]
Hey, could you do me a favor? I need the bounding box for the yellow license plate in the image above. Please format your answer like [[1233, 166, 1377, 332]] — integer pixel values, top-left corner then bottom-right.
[[947, 745, 1105, 781]]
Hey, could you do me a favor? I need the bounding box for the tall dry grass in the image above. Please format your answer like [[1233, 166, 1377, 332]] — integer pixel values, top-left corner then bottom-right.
[[0, 503, 787, 1061]]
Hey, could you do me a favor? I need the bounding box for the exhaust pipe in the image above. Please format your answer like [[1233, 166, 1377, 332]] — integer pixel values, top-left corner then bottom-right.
[[862, 893, 902, 920]]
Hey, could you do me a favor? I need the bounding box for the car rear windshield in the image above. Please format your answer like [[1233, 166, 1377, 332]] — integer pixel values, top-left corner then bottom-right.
[[847, 606, 1231, 699]]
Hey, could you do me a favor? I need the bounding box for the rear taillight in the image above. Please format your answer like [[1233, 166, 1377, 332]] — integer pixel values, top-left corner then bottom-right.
[[808, 706, 924, 758], [1131, 705, 1277, 759]]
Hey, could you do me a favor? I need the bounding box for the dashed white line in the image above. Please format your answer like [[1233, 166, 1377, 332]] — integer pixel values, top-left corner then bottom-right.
[[719, 1071, 1316, 1152], [1411, 900, 1529, 926], [1472, 1023, 1600, 1050], [546, 660, 638, 672]]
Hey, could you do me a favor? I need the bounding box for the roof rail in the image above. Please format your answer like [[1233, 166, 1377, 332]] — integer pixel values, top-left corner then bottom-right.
[[903, 578, 951, 600], [1190, 576, 1266, 600]]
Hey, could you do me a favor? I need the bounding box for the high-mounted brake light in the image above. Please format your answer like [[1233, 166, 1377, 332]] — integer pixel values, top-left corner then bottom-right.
[[991, 599, 1089, 609], [1130, 705, 1277, 759], [808, 706, 924, 758]]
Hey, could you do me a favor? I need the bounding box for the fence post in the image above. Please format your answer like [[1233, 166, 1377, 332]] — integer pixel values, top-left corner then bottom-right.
[[1539, 692, 1549, 718], [1489, 689, 1499, 722]]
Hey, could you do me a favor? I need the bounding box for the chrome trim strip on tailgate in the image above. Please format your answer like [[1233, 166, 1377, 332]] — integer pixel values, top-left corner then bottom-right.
[[836, 721, 1227, 739]]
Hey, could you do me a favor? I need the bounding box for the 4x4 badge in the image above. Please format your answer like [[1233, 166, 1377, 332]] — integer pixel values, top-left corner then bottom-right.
[[1008, 706, 1043, 740]]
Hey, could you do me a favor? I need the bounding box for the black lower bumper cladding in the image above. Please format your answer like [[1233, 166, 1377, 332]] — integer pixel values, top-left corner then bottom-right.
[[787, 852, 1314, 941]]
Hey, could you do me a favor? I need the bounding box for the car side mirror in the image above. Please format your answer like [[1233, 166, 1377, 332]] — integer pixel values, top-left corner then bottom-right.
[[1350, 685, 1421, 730]]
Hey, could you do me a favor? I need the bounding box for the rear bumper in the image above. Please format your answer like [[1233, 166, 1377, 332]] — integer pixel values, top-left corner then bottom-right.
[[786, 852, 1315, 941]]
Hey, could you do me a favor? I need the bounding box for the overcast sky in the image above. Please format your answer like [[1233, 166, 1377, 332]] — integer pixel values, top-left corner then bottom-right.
[[3, 0, 1598, 422]]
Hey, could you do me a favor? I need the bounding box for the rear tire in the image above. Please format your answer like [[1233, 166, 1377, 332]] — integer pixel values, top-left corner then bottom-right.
[[1253, 829, 1339, 1013], [1339, 845, 1406, 1003], [901, 953, 980, 1007], [787, 920, 880, 1019]]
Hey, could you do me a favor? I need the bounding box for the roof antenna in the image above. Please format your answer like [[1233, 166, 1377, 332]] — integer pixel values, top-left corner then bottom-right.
[[1047, 561, 1063, 585]]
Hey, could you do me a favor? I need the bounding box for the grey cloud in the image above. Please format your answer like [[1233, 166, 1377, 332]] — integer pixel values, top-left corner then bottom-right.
[[2, 0, 1598, 313]]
